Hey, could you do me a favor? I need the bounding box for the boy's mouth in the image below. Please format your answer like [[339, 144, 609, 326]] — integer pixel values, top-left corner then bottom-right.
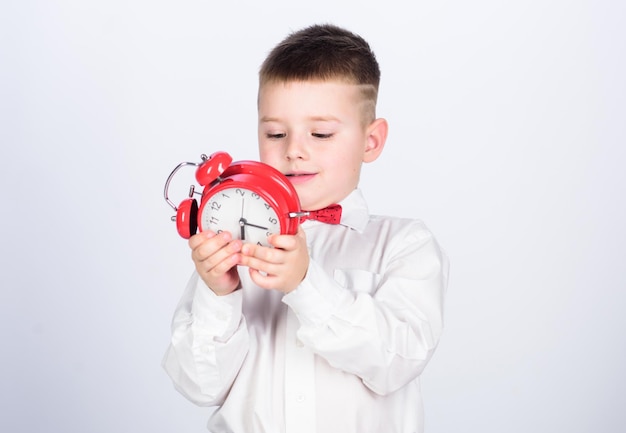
[[285, 172, 316, 184]]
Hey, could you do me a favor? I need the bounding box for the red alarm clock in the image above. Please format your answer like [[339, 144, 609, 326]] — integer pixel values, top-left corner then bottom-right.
[[164, 151, 303, 247]]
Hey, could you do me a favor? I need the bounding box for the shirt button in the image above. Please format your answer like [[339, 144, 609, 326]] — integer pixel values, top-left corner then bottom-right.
[[296, 394, 305, 403]]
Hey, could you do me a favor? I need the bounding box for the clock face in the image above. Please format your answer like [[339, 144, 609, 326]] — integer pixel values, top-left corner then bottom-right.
[[199, 186, 281, 247]]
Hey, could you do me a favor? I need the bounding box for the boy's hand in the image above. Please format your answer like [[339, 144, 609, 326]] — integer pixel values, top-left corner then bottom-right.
[[189, 231, 243, 296], [239, 225, 309, 293]]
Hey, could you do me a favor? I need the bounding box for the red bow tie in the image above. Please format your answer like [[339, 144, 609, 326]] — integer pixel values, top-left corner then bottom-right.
[[299, 204, 342, 224]]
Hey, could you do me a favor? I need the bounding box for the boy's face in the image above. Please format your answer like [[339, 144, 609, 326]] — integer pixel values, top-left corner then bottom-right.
[[258, 80, 374, 211]]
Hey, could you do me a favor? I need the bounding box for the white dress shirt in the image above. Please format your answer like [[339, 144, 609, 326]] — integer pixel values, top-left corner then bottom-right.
[[163, 189, 449, 433]]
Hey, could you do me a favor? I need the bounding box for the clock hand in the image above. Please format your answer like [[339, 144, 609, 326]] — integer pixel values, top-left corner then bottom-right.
[[238, 200, 249, 240], [242, 221, 268, 230], [239, 218, 246, 240]]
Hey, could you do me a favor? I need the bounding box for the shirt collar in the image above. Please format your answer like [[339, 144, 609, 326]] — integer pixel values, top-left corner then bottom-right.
[[336, 188, 370, 233]]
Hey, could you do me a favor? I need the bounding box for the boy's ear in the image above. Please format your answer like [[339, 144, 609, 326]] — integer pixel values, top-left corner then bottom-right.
[[363, 117, 388, 163]]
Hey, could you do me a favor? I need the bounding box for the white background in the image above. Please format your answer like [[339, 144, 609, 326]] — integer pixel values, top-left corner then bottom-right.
[[1, 1, 624, 432]]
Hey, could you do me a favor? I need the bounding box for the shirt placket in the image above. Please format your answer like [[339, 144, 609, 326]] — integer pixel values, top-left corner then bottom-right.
[[284, 308, 316, 433]]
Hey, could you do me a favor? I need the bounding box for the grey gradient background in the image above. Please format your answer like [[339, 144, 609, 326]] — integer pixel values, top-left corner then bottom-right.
[[1, 1, 624, 432]]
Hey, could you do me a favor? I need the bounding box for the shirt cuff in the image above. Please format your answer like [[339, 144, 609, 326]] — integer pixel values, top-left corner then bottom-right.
[[191, 278, 243, 339], [282, 260, 354, 327]]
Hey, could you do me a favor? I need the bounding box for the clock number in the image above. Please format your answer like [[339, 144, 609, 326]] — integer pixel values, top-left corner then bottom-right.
[[264, 203, 271, 210], [209, 216, 220, 225], [210, 201, 221, 211], [236, 188, 245, 196], [268, 217, 277, 225], [252, 192, 260, 200]]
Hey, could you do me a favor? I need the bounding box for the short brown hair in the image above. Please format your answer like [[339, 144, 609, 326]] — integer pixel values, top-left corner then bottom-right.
[[259, 24, 381, 122]]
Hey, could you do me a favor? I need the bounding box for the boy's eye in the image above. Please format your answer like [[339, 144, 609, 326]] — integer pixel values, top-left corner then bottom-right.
[[312, 133, 333, 139], [266, 133, 286, 139]]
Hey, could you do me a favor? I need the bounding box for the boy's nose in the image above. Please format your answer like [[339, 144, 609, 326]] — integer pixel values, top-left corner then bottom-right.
[[285, 136, 307, 160]]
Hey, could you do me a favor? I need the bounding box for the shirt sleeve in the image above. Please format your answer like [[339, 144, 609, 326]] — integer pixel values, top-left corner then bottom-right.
[[162, 272, 249, 406], [282, 223, 448, 396]]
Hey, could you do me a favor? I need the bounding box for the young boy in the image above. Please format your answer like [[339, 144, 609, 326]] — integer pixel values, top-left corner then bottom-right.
[[163, 24, 449, 433]]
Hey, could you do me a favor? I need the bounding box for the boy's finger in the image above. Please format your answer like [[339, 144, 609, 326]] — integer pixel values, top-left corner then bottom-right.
[[191, 232, 235, 262], [188, 230, 216, 249]]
